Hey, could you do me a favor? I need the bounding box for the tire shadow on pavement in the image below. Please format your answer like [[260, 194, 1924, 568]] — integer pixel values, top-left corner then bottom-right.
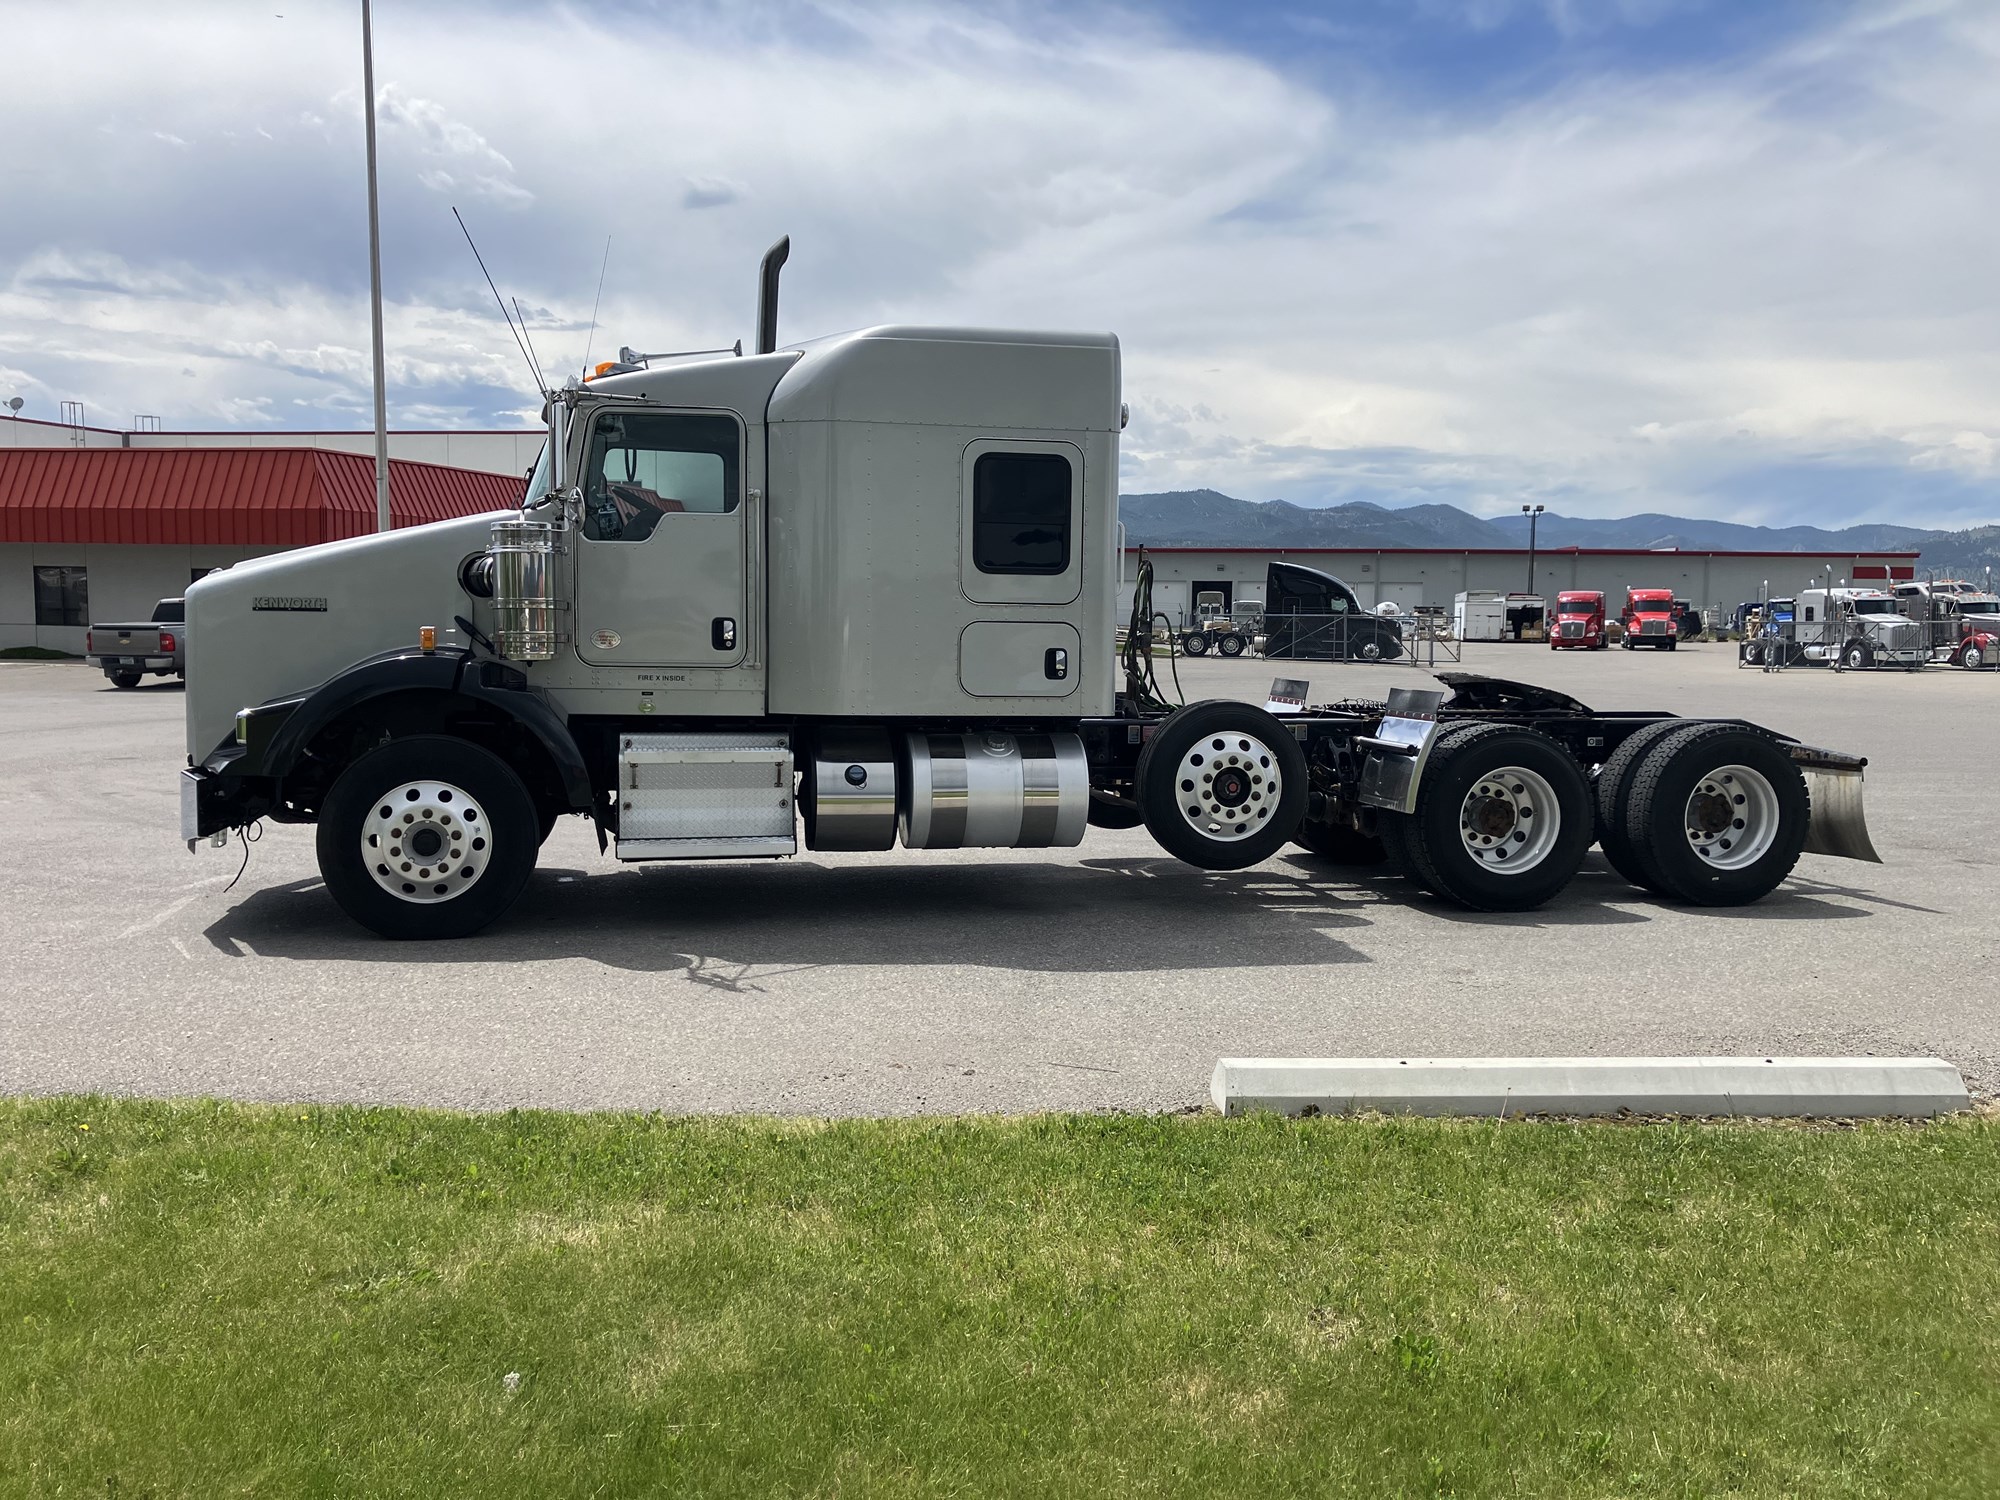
[[198, 858, 1380, 974], [1277, 852, 1877, 927]]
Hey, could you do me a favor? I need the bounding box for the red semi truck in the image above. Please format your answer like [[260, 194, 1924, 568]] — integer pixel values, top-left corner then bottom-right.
[[1550, 590, 1607, 649], [1620, 589, 1678, 650]]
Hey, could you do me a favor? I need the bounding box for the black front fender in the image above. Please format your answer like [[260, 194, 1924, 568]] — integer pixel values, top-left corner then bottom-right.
[[217, 646, 592, 813]]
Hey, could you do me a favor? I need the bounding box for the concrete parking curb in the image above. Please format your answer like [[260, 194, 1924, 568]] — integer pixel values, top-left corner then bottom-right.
[[1210, 1056, 1970, 1119]]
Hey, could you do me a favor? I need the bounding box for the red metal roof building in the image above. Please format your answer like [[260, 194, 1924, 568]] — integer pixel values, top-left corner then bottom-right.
[[2, 446, 523, 652], [0, 448, 521, 546]]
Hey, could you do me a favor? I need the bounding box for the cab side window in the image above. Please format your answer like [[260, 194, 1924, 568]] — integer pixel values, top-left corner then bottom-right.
[[972, 452, 1071, 575], [582, 411, 740, 542]]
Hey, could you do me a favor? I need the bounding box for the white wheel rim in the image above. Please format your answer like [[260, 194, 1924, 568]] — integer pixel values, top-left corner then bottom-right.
[[361, 779, 492, 903], [1457, 766, 1561, 874], [1683, 764, 1779, 871], [1175, 732, 1282, 843]]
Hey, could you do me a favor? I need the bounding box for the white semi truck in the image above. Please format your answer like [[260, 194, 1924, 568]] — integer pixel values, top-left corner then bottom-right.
[[179, 241, 1881, 938]]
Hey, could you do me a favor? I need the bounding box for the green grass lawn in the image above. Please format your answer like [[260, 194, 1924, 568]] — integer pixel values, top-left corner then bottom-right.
[[4, 1101, 1996, 1499]]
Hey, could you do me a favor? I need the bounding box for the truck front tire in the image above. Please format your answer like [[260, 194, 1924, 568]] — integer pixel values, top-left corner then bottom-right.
[[1137, 700, 1307, 870], [317, 735, 540, 940]]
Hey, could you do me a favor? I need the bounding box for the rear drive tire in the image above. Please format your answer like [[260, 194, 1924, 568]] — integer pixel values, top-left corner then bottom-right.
[[108, 671, 142, 689], [1384, 722, 1592, 912], [1137, 700, 1307, 870], [1623, 724, 1809, 906], [1592, 721, 1689, 892], [1180, 632, 1210, 657], [1218, 632, 1247, 657], [317, 735, 539, 939]]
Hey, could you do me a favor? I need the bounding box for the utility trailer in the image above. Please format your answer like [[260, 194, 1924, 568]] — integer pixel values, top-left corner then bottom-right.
[[176, 240, 1882, 938]]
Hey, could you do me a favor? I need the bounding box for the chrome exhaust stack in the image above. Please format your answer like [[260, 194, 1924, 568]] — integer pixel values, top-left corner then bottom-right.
[[487, 518, 564, 662]]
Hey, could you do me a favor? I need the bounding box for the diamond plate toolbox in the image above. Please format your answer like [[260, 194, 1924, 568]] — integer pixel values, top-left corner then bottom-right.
[[615, 732, 796, 860]]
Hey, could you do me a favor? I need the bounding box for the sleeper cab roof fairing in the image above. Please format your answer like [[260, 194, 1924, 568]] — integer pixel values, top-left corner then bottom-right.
[[766, 326, 1122, 432]]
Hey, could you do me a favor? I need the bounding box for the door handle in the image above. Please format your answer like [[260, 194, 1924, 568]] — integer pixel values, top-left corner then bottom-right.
[[712, 617, 737, 652], [1044, 647, 1068, 680]]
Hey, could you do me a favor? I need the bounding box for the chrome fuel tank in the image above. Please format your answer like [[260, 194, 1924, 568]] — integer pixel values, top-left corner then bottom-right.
[[898, 730, 1088, 849]]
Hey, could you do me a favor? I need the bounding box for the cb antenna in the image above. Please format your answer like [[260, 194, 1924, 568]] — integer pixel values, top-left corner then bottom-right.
[[511, 297, 548, 393], [581, 234, 612, 378], [452, 205, 544, 395]]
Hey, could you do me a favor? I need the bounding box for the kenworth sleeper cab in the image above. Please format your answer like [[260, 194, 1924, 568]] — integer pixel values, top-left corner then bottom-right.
[[178, 241, 1880, 938]]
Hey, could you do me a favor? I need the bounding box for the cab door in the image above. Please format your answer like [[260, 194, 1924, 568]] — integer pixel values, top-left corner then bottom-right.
[[572, 406, 748, 668]]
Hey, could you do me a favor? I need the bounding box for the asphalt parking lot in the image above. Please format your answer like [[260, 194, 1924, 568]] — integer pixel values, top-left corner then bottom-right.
[[2, 645, 1994, 1113]]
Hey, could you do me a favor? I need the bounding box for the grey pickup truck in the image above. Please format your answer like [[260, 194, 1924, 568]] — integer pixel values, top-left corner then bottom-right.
[[85, 597, 185, 689]]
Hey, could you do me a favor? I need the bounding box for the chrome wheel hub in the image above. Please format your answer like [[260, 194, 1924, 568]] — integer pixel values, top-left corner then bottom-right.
[[362, 779, 491, 903], [1458, 766, 1560, 873], [1683, 764, 1778, 870], [1176, 732, 1280, 843]]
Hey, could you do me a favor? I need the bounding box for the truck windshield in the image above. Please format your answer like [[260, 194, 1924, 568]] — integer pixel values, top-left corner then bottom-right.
[[1850, 600, 1898, 615], [1558, 603, 1598, 615], [522, 441, 550, 505]]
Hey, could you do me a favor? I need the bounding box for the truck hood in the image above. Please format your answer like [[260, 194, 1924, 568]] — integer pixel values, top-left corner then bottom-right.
[[184, 511, 510, 759]]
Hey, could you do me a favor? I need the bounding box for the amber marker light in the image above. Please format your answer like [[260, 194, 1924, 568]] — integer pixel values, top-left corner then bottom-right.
[[419, 625, 437, 653]]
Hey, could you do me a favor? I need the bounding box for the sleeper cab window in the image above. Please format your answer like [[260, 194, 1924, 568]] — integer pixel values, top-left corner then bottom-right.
[[972, 451, 1072, 576], [582, 410, 741, 542]]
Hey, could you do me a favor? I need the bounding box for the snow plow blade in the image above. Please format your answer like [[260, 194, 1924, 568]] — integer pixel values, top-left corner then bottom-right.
[[1793, 746, 1881, 864]]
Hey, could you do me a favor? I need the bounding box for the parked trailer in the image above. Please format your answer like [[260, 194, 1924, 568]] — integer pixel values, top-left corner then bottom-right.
[[174, 240, 1881, 938]]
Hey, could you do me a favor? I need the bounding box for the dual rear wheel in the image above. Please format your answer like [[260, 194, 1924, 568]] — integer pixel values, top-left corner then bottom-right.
[[1291, 719, 1810, 911], [1593, 722, 1809, 905]]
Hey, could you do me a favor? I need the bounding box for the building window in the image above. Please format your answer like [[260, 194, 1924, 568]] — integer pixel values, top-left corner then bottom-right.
[[972, 452, 1071, 575], [33, 566, 88, 627]]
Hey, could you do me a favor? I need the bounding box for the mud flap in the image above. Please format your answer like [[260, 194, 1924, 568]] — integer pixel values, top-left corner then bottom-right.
[[1797, 756, 1882, 864]]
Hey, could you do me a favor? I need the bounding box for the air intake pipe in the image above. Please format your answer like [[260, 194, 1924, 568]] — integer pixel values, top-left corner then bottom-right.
[[755, 235, 790, 355]]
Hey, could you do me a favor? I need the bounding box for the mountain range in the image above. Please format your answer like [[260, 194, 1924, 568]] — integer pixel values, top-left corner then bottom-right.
[[1119, 490, 1994, 574]]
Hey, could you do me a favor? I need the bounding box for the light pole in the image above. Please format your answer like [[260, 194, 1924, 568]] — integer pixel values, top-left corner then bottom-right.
[[1522, 504, 1544, 594], [361, 0, 391, 533]]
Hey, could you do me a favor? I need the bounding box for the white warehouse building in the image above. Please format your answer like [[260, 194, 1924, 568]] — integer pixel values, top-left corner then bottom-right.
[[1119, 545, 1924, 628]]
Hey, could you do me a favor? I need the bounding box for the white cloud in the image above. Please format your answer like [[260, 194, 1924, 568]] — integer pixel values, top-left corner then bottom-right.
[[0, 0, 1995, 527]]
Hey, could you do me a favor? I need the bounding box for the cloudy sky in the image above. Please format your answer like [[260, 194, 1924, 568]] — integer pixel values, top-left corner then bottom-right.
[[4, 0, 1996, 527]]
